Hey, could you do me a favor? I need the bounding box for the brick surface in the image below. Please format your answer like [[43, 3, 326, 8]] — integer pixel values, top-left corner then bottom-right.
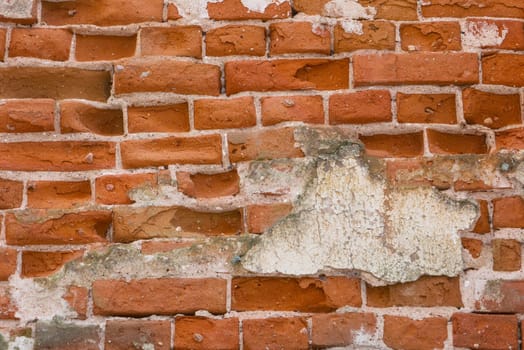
[[0, 248, 17, 281], [329, 90, 391, 124], [482, 54, 524, 87], [400, 22, 461, 51], [207, 0, 291, 20], [128, 103, 189, 133], [176, 170, 240, 198], [10, 28, 72, 61], [422, 0, 524, 18], [493, 196, 524, 228], [95, 173, 157, 205], [75, 34, 137, 61], [60, 101, 124, 136], [63, 286, 88, 320], [206, 25, 266, 56], [0, 99, 55, 133], [312, 313, 377, 348], [492, 239, 521, 272], [335, 21, 395, 52], [427, 130, 488, 155], [105, 320, 171, 350], [174, 317, 239, 350], [270, 22, 330, 55], [242, 317, 308, 350], [360, 132, 424, 158], [463, 89, 521, 129], [261, 95, 324, 126], [141, 26, 202, 58], [22, 250, 84, 277], [27, 180, 91, 209], [194, 97, 256, 130], [452, 313, 518, 350], [383, 316, 448, 350], [0, 178, 23, 209], [34, 321, 100, 350], [397, 93, 456, 124], [247, 203, 293, 233]]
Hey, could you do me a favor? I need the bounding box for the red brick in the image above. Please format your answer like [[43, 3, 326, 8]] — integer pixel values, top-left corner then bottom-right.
[[60, 101, 124, 136], [400, 22, 461, 51], [291, 0, 329, 15], [206, 25, 266, 56], [63, 286, 88, 319], [483, 54, 524, 87], [360, 132, 424, 158], [360, 0, 418, 20], [5, 211, 111, 245], [22, 250, 84, 278], [0, 286, 16, 319], [27, 180, 91, 209], [0, 29, 5, 61], [207, 0, 291, 20], [465, 20, 524, 50], [334, 21, 395, 52], [105, 320, 171, 350], [383, 316, 448, 350], [141, 26, 202, 58], [476, 280, 524, 312], [463, 89, 521, 129], [95, 173, 157, 205], [34, 321, 99, 350], [397, 93, 456, 124], [493, 196, 524, 229], [113, 206, 242, 243], [0, 179, 23, 209], [194, 97, 256, 130], [41, 0, 164, 26], [270, 22, 330, 55], [225, 59, 349, 95], [353, 53, 478, 86], [75, 34, 137, 61], [473, 200, 491, 234], [9, 28, 72, 61], [496, 128, 524, 150], [176, 170, 240, 198], [366, 276, 463, 307], [121, 135, 222, 168], [93, 278, 227, 316], [422, 0, 524, 18], [141, 240, 195, 254], [232, 277, 361, 312], [427, 129, 488, 155], [261, 95, 324, 126], [492, 239, 521, 272], [0, 99, 55, 133], [174, 317, 239, 350], [128, 103, 189, 133], [242, 317, 308, 350], [228, 128, 304, 163], [462, 238, 482, 259], [167, 3, 182, 20], [312, 313, 377, 348], [115, 58, 220, 96], [329, 90, 391, 124], [0, 67, 111, 101], [0, 248, 17, 281], [452, 313, 518, 350], [247, 203, 293, 233]]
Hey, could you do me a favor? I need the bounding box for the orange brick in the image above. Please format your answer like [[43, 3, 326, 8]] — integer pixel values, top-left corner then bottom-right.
[[473, 200, 491, 234], [329, 90, 392, 124], [400, 22, 461, 51], [465, 20, 524, 50], [463, 89, 521, 129], [493, 196, 524, 228], [128, 103, 189, 133], [22, 250, 84, 278], [75, 34, 136, 61], [242, 317, 308, 350], [247, 203, 293, 233], [0, 286, 17, 319], [312, 313, 376, 348], [105, 320, 171, 350], [0, 248, 17, 281], [334, 21, 395, 52], [482, 54, 524, 87], [360, 0, 418, 20], [176, 170, 240, 198], [95, 173, 157, 205], [194, 97, 256, 130], [0, 178, 23, 209], [475, 280, 524, 312], [496, 128, 524, 150], [492, 239, 521, 272], [462, 238, 482, 259], [63, 286, 88, 319], [27, 181, 91, 209], [422, 0, 524, 18], [9, 28, 72, 61], [427, 129, 488, 155], [0, 99, 55, 133], [383, 316, 448, 350], [270, 22, 330, 55], [397, 93, 456, 124], [207, 0, 291, 20], [292, 0, 330, 15], [359, 132, 424, 158], [0, 29, 5, 61], [60, 101, 124, 136], [261, 95, 324, 126], [140, 26, 202, 58], [174, 317, 239, 350], [206, 25, 266, 56], [452, 313, 518, 350], [167, 3, 182, 20]]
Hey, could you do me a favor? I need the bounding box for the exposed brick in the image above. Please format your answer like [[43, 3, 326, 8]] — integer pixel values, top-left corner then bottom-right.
[[225, 59, 349, 95], [452, 313, 518, 350], [334, 21, 395, 52], [141, 26, 202, 58], [167, 3, 182, 20], [9, 28, 72, 61], [114, 58, 221, 96], [41, 0, 164, 26], [75, 34, 137, 61], [353, 53, 478, 86], [422, 0, 524, 18], [5, 211, 111, 245], [0, 141, 115, 171], [360, 0, 418, 20], [34, 320, 100, 350], [493, 196, 524, 229], [232, 277, 361, 312], [27, 180, 91, 209], [359, 132, 424, 158], [228, 128, 304, 163], [121, 135, 222, 168], [0, 99, 55, 133], [0, 248, 17, 281], [141, 240, 195, 255], [291, 0, 330, 15], [482, 54, 524, 87], [463, 89, 521, 129], [0, 179, 23, 209], [242, 317, 308, 350], [496, 128, 524, 150], [454, 179, 492, 192], [465, 20, 524, 50], [492, 239, 521, 272], [206, 25, 266, 56], [22, 250, 84, 278], [105, 320, 171, 350], [0, 67, 111, 101], [176, 170, 240, 198], [60, 101, 124, 136], [0, 29, 5, 61], [261, 95, 324, 126], [95, 173, 157, 205], [476, 280, 524, 312], [174, 317, 239, 350], [312, 313, 377, 348], [270, 22, 330, 55], [400, 22, 461, 51], [462, 238, 482, 259], [247, 203, 293, 233], [397, 93, 456, 124], [366, 276, 463, 307], [113, 206, 243, 242], [473, 200, 491, 234], [63, 286, 88, 319], [329, 90, 392, 124], [427, 130, 488, 155], [93, 278, 227, 316], [383, 316, 448, 350], [207, 0, 291, 20], [128, 103, 189, 133], [0, 286, 16, 319], [194, 97, 256, 130]]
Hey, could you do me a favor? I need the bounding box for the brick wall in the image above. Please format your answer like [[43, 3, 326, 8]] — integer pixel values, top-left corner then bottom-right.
[[0, 0, 523, 349]]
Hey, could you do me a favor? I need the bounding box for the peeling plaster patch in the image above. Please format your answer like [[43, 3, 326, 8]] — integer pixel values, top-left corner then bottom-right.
[[341, 20, 364, 34], [242, 144, 477, 285], [0, 0, 33, 18], [171, 0, 284, 18], [240, 0, 286, 13], [463, 21, 508, 48], [323, 0, 376, 19], [8, 337, 34, 350]]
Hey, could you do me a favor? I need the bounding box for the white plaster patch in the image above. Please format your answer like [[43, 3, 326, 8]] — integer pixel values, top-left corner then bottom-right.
[[240, 0, 286, 13], [8, 337, 34, 350], [341, 20, 364, 34], [463, 21, 508, 48], [171, 0, 284, 18], [323, 0, 376, 19], [0, 0, 33, 18]]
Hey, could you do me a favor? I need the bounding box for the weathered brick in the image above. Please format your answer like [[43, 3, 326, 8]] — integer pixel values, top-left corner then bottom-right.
[[176, 170, 240, 198], [0, 99, 55, 133], [232, 277, 361, 312], [0, 179, 23, 209], [312, 313, 377, 348], [367, 276, 463, 307], [6, 211, 111, 245], [22, 250, 84, 277], [174, 317, 239, 350], [105, 320, 171, 350], [270, 22, 330, 55], [397, 93, 456, 124], [400, 22, 461, 51], [114, 58, 221, 96], [141, 240, 195, 255], [206, 25, 266, 56], [291, 0, 330, 15], [383, 316, 448, 350], [63, 286, 88, 320], [473, 200, 491, 234], [95, 173, 157, 205], [465, 20, 524, 50], [121, 135, 222, 168], [93, 278, 227, 316], [194, 97, 256, 130], [141, 26, 202, 58], [353, 53, 478, 86], [207, 0, 291, 20], [10, 28, 72, 61], [243, 317, 308, 350], [75, 34, 137, 61], [34, 320, 100, 350], [427, 130, 488, 155], [493, 196, 524, 228], [128, 103, 189, 133], [492, 239, 521, 272], [359, 132, 424, 158], [462, 238, 482, 259], [167, 3, 182, 20], [0, 248, 17, 281], [452, 313, 518, 350], [482, 53, 524, 87], [422, 0, 524, 18], [0, 29, 5, 61], [261, 95, 324, 126], [225, 59, 349, 95], [27, 180, 91, 209], [476, 280, 524, 312], [463, 89, 521, 129], [329, 90, 391, 124], [496, 128, 524, 150], [247, 203, 293, 233], [60, 101, 123, 136], [360, 0, 418, 20], [334, 21, 395, 52], [0, 286, 16, 319]]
